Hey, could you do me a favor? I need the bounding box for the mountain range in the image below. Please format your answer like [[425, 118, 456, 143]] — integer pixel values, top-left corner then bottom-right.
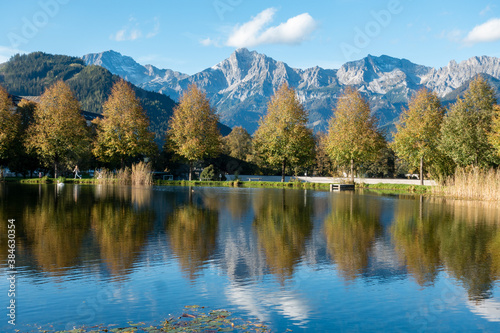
[[83, 49, 500, 134]]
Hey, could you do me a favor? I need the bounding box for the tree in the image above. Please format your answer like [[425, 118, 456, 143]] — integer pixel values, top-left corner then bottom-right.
[[253, 83, 315, 182], [6, 99, 40, 177], [0, 85, 21, 161], [222, 126, 252, 161], [93, 79, 156, 167], [325, 87, 385, 183], [440, 76, 499, 168], [490, 105, 500, 156], [391, 88, 445, 185], [167, 84, 222, 180], [26, 81, 90, 178]]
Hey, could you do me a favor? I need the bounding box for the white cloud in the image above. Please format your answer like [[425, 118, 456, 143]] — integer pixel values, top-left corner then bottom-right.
[[200, 37, 219, 47], [439, 29, 463, 43], [110, 17, 160, 42], [464, 18, 500, 44], [226, 8, 317, 48]]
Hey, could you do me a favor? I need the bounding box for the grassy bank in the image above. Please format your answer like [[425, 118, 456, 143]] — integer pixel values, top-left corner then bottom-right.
[[358, 183, 431, 193], [156, 179, 332, 190]]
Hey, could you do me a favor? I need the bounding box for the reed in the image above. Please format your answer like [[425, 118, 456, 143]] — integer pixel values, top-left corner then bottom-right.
[[94, 162, 152, 185], [131, 161, 153, 185], [434, 167, 500, 201], [95, 168, 115, 184]]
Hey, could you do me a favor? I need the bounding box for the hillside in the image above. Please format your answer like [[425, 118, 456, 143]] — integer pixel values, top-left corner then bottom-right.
[[0, 52, 231, 145]]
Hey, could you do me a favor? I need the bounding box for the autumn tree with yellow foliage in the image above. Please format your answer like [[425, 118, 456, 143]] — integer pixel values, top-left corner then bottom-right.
[[93, 80, 156, 167], [253, 83, 315, 182], [391, 88, 445, 185], [167, 84, 222, 180], [26, 81, 90, 178], [326, 88, 385, 183]]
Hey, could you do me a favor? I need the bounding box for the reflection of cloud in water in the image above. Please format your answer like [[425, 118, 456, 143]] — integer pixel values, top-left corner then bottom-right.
[[468, 298, 500, 322], [225, 282, 310, 326]]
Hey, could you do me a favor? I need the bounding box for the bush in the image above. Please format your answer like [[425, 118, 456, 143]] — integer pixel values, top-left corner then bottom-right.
[[200, 164, 216, 181]]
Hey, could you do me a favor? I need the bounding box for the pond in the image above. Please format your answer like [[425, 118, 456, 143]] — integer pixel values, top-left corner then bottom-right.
[[1, 183, 500, 332]]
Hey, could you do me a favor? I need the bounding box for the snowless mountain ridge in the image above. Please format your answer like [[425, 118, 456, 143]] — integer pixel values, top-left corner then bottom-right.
[[82, 49, 500, 134]]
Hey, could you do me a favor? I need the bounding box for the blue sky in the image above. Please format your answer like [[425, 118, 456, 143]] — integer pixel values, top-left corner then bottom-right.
[[1, 0, 500, 74]]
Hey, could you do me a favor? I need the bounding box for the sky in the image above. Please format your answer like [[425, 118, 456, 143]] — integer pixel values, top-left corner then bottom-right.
[[1, 0, 500, 75]]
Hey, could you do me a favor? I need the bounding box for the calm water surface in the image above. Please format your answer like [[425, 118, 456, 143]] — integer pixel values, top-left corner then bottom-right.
[[1, 183, 500, 332]]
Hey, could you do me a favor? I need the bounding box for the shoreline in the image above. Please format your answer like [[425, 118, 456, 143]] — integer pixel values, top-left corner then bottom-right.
[[2, 177, 433, 194]]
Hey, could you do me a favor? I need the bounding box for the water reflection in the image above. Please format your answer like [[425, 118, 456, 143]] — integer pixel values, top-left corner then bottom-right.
[[22, 185, 91, 274], [392, 197, 500, 300], [166, 203, 218, 279], [91, 196, 154, 276], [391, 196, 442, 286], [252, 189, 313, 281], [2, 183, 500, 331], [324, 192, 382, 281]]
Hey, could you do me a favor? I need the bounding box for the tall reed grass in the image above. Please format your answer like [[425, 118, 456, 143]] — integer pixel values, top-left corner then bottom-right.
[[131, 162, 153, 185], [434, 167, 500, 201], [95, 162, 153, 185]]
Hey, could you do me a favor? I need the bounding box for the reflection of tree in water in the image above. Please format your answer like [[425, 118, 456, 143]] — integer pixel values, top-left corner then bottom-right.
[[224, 189, 251, 219], [437, 201, 499, 301], [391, 197, 442, 286], [392, 197, 500, 300], [324, 193, 382, 281], [167, 204, 218, 280], [91, 198, 154, 277], [22, 185, 91, 274], [253, 189, 313, 282]]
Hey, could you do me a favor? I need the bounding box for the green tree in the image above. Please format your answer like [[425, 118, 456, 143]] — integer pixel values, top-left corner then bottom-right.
[[0, 85, 21, 162], [391, 88, 445, 185], [253, 83, 315, 182], [167, 84, 222, 180], [490, 105, 500, 156], [440, 76, 499, 167], [93, 80, 156, 167], [26, 81, 90, 178], [326, 87, 385, 182], [6, 99, 40, 177], [222, 126, 252, 161]]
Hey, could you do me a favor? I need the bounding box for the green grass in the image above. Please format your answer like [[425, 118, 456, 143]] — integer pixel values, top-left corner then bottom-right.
[[358, 182, 431, 193]]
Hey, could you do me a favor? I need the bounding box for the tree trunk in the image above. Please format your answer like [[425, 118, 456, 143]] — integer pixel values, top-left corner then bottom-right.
[[350, 159, 354, 184], [189, 162, 193, 181], [281, 158, 286, 183], [54, 162, 58, 179], [419, 155, 424, 186]]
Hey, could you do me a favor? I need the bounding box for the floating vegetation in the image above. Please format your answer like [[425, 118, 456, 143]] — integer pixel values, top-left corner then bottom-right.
[[31, 306, 270, 332]]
